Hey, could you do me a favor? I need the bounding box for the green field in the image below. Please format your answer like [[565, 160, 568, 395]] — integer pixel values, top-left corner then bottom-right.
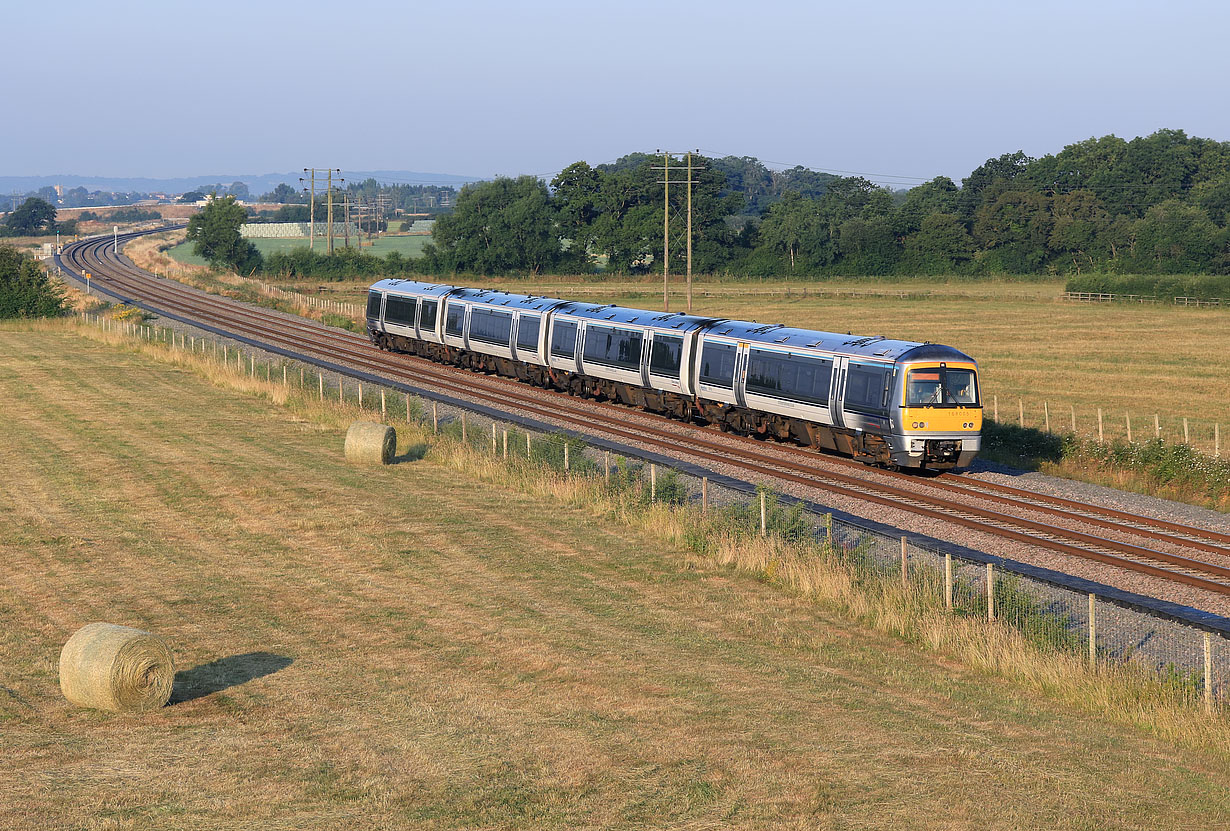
[[168, 233, 431, 266], [3, 321, 1228, 828]]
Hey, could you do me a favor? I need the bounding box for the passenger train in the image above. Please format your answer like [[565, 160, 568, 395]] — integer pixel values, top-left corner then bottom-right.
[[365, 279, 982, 470]]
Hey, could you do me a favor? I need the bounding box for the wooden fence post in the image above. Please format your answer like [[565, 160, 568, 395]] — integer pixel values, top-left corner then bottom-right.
[[993, 395, 999, 422], [492, 422, 497, 454], [563, 442, 570, 472], [1155, 413, 1161, 438], [650, 464, 657, 501], [1071, 404, 1076, 434], [1126, 413, 1132, 443], [338, 379, 343, 405], [1216, 424, 1221, 458], [944, 552, 953, 611], [250, 355, 254, 377], [759, 491, 766, 536], [701, 476, 708, 513], [986, 563, 995, 622], [1098, 408, 1104, 443], [461, 413, 467, 443], [1018, 399, 1024, 426], [433, 401, 438, 433], [358, 383, 363, 409], [604, 450, 610, 483], [503, 428, 508, 459], [381, 388, 386, 420], [1088, 593, 1097, 667], [1205, 632, 1214, 713], [283, 365, 287, 386], [318, 373, 323, 401], [1184, 418, 1190, 445], [1044, 401, 1050, 433], [900, 537, 908, 589], [404, 393, 411, 422]]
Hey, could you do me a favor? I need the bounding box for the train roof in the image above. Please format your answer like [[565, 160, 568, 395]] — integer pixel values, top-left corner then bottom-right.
[[370, 278, 456, 298], [705, 319, 975, 363], [554, 301, 718, 332], [445, 286, 566, 312]]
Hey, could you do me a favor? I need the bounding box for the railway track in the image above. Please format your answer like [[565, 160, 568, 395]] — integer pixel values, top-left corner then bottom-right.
[[58, 229, 1230, 599]]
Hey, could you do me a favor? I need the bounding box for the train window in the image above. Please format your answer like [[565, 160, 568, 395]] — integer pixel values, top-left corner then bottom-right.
[[699, 341, 737, 388], [583, 325, 642, 371], [445, 302, 464, 337], [385, 295, 417, 327], [469, 308, 513, 346], [947, 369, 978, 404], [517, 314, 540, 351], [746, 348, 831, 406], [908, 367, 978, 406], [845, 363, 893, 415], [420, 299, 438, 331], [551, 320, 578, 358], [649, 334, 683, 377], [366, 291, 382, 320]]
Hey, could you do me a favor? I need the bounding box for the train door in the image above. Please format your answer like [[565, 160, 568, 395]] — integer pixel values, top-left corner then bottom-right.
[[733, 342, 750, 408], [830, 356, 848, 428]]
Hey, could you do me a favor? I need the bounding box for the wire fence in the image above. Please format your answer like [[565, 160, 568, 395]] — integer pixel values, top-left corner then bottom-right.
[[81, 311, 1230, 715], [988, 395, 1223, 458]]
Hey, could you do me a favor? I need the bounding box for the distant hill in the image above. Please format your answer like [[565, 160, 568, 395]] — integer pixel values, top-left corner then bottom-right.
[[0, 170, 482, 196]]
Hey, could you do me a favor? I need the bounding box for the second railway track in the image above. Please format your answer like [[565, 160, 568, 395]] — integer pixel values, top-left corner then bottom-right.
[[58, 228, 1230, 601]]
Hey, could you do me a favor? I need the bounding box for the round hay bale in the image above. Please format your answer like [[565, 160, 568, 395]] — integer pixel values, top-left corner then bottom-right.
[[345, 421, 396, 465], [59, 623, 175, 714]]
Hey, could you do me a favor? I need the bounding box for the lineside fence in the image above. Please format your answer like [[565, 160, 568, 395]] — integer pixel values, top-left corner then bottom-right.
[[73, 310, 1230, 717], [987, 395, 1223, 458], [1062, 291, 1230, 307]]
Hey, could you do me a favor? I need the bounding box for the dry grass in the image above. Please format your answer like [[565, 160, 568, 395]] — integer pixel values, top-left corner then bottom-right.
[[1, 319, 1228, 829]]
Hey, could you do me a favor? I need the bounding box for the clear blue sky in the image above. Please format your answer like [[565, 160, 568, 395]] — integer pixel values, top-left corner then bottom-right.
[[9, 0, 1230, 186]]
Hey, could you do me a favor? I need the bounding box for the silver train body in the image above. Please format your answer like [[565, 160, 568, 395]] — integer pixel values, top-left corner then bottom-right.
[[365, 279, 983, 470]]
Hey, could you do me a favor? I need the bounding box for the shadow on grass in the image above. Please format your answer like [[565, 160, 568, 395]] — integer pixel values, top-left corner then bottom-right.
[[169, 652, 293, 704], [394, 442, 429, 463]]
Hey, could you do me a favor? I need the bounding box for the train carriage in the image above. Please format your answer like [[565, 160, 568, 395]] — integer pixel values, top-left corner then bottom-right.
[[366, 279, 982, 470]]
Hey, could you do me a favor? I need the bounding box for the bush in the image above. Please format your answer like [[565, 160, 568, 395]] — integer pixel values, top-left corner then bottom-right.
[[1065, 273, 1230, 300], [0, 245, 65, 318]]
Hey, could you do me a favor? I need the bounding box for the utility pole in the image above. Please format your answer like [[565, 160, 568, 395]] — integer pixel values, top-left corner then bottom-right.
[[302, 169, 315, 251], [685, 150, 705, 314], [659, 150, 671, 312], [343, 193, 351, 249], [302, 168, 340, 252]]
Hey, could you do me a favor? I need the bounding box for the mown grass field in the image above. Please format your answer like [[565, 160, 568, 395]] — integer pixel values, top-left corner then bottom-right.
[[1, 322, 1229, 829]]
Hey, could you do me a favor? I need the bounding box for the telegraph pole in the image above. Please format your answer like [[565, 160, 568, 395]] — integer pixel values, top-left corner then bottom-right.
[[303, 169, 315, 251], [343, 193, 351, 249], [659, 150, 670, 312], [685, 150, 705, 314]]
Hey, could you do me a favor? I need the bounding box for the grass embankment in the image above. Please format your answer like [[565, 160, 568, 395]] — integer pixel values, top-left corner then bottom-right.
[[166, 233, 430, 267], [1, 319, 1228, 828]]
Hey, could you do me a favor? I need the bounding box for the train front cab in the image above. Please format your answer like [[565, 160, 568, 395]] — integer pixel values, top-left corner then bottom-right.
[[890, 359, 982, 470]]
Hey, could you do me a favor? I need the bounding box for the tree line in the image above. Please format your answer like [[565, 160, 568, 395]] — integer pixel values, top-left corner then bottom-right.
[[421, 130, 1230, 277]]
